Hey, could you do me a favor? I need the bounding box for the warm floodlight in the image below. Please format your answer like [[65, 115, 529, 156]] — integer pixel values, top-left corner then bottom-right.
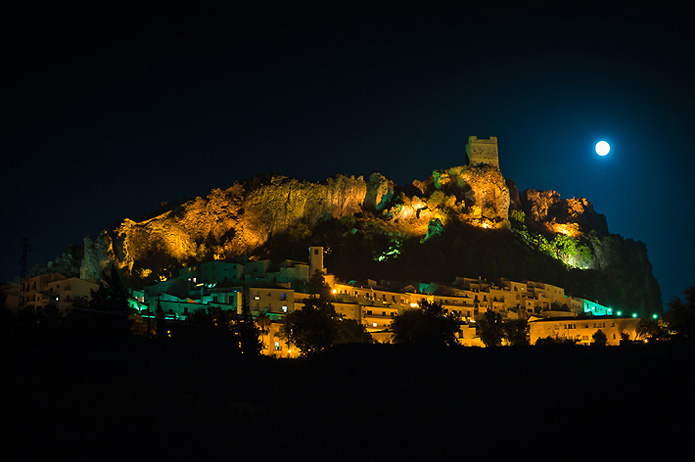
[[595, 141, 610, 156]]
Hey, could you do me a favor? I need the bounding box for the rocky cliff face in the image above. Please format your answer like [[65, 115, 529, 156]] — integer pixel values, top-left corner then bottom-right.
[[521, 189, 608, 237], [81, 164, 515, 279], [244, 174, 366, 244], [81, 232, 116, 280], [77, 163, 662, 313], [82, 174, 367, 279]]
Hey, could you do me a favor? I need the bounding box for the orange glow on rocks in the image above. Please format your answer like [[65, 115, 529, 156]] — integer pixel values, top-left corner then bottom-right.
[[549, 222, 582, 237]]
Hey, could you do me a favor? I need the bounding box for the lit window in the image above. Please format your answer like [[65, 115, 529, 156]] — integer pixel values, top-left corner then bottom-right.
[[373, 322, 377, 327], [282, 305, 288, 313]]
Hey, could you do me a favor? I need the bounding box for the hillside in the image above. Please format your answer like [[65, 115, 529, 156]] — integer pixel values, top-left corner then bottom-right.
[[76, 163, 662, 315]]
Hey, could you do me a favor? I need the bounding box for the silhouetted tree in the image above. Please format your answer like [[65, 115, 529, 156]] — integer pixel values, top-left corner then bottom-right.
[[255, 311, 272, 334], [664, 287, 695, 341], [335, 317, 372, 345], [591, 329, 607, 346], [306, 270, 333, 300], [236, 303, 263, 356], [391, 300, 460, 347], [281, 296, 363, 355], [637, 317, 669, 343], [502, 318, 529, 346], [478, 310, 504, 347]]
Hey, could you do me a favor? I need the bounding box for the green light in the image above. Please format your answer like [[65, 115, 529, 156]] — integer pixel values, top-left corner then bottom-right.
[[632, 313, 638, 318], [616, 311, 622, 316], [652, 314, 658, 319], [375, 247, 400, 262]]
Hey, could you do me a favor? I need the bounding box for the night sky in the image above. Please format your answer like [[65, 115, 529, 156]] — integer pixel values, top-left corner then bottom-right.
[[2, 2, 693, 306]]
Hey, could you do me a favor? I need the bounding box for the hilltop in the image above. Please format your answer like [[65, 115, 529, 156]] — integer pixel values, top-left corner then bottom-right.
[[67, 153, 661, 315]]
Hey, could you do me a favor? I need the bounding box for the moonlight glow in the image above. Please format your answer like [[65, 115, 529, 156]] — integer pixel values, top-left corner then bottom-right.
[[595, 141, 610, 156]]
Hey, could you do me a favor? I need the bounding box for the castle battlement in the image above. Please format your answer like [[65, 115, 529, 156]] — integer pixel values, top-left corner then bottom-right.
[[466, 136, 499, 169]]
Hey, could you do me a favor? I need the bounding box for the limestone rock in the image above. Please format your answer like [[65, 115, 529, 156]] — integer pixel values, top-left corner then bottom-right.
[[364, 173, 395, 212], [81, 231, 117, 280], [521, 189, 608, 236], [431, 165, 510, 228], [242, 174, 367, 247], [82, 174, 368, 278]]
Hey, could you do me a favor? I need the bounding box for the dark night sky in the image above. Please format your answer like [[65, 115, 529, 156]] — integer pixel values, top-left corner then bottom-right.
[[2, 1, 693, 307]]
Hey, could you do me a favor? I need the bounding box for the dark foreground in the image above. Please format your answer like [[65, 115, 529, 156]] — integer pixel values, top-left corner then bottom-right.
[[3, 339, 694, 460]]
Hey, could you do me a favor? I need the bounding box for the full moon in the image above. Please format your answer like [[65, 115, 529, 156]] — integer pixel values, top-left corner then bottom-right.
[[595, 141, 610, 156]]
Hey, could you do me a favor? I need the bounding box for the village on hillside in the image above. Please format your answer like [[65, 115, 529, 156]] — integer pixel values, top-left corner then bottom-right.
[[5, 244, 645, 355]]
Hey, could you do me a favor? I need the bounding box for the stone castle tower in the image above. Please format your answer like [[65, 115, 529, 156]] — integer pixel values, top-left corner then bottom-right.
[[466, 136, 499, 169]]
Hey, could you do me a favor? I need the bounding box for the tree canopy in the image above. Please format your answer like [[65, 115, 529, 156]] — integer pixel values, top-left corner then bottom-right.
[[502, 318, 530, 346], [664, 287, 695, 341], [391, 300, 460, 347], [637, 317, 669, 343], [477, 310, 504, 347], [282, 296, 370, 355], [591, 329, 607, 346]]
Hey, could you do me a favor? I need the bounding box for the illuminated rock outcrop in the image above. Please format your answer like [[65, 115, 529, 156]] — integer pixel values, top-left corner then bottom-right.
[[364, 173, 395, 212], [430, 164, 510, 228], [83, 174, 368, 277], [521, 189, 608, 237], [80, 165, 592, 278], [243, 174, 367, 242]]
